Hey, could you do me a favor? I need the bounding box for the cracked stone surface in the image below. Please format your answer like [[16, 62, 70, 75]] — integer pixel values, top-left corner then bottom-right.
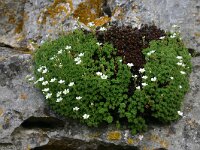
[[0, 46, 200, 150]]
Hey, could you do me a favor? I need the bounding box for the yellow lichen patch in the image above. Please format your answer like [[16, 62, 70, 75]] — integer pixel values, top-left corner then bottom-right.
[[20, 93, 28, 100], [160, 139, 169, 148], [38, 0, 73, 24], [194, 32, 200, 37], [112, 6, 124, 20], [73, 0, 107, 25], [107, 131, 122, 141], [0, 107, 4, 117], [127, 138, 134, 145], [15, 19, 24, 33], [93, 16, 110, 26]]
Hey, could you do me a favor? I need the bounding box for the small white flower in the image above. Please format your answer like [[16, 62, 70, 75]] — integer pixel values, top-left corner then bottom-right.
[[177, 62, 183, 66], [76, 60, 82, 65], [56, 91, 62, 97], [42, 68, 48, 74], [50, 78, 56, 82], [159, 36, 165, 39], [138, 135, 143, 141], [83, 114, 90, 119], [99, 27, 107, 31], [119, 59, 122, 62], [56, 97, 63, 102], [65, 45, 71, 50], [101, 74, 108, 79], [42, 81, 48, 85], [96, 42, 102, 46], [132, 75, 138, 78], [28, 77, 34, 81], [139, 68, 145, 73], [182, 64, 186, 67], [88, 22, 95, 27], [136, 86, 141, 90], [78, 53, 84, 57], [180, 71, 186, 75], [42, 88, 49, 92], [63, 89, 69, 95], [142, 83, 148, 87], [142, 76, 148, 79], [151, 77, 157, 82], [76, 96, 82, 100], [73, 107, 79, 111], [38, 77, 44, 82], [170, 77, 174, 80], [147, 50, 156, 56], [91, 103, 94, 106], [37, 67, 43, 72], [59, 63, 63, 68], [74, 57, 81, 62], [177, 111, 183, 116], [179, 85, 182, 89], [170, 33, 176, 38], [58, 80, 65, 84], [45, 93, 52, 99], [176, 56, 183, 59], [50, 57, 55, 60], [96, 72, 103, 76], [127, 63, 134, 67], [57, 49, 63, 54], [68, 82, 75, 87]]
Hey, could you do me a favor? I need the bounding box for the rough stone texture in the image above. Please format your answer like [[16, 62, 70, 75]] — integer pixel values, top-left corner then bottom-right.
[[0, 46, 200, 150], [0, 0, 199, 51]]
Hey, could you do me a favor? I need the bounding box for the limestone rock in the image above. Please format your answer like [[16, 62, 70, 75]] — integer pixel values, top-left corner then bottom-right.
[[0, 46, 200, 150]]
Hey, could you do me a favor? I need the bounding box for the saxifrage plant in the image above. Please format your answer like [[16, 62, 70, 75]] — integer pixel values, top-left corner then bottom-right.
[[33, 25, 192, 135]]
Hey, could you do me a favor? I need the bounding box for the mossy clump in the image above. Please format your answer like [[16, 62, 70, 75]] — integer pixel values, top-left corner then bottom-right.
[[34, 25, 192, 135]]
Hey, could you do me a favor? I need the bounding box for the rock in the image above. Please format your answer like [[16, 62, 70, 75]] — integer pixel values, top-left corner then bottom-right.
[[0, 46, 200, 150], [0, 0, 199, 51]]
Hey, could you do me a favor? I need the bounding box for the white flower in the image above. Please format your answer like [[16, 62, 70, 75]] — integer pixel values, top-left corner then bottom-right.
[[91, 103, 94, 106], [170, 33, 176, 38], [177, 62, 183, 66], [136, 86, 140, 90], [42, 81, 48, 85], [68, 82, 75, 87], [96, 42, 102, 46], [88, 22, 95, 27], [147, 50, 156, 56], [142, 83, 148, 87], [50, 78, 56, 82], [119, 59, 122, 62], [132, 75, 138, 78], [37, 67, 43, 72], [28, 77, 34, 81], [42, 88, 49, 92], [177, 111, 183, 116], [99, 27, 107, 31], [58, 80, 65, 84], [142, 76, 148, 79], [127, 63, 134, 67], [59, 63, 63, 68], [38, 77, 44, 82], [179, 85, 182, 89], [73, 107, 79, 111], [78, 53, 84, 57], [170, 77, 174, 80], [76, 96, 82, 100], [151, 77, 157, 82], [76, 60, 82, 65], [50, 57, 55, 60], [74, 57, 81, 62], [159, 36, 165, 39], [42, 68, 48, 74], [56, 97, 63, 102], [138, 135, 143, 141], [96, 72, 103, 76], [65, 45, 71, 50], [45, 93, 52, 99], [176, 56, 183, 59], [101, 74, 108, 79], [182, 64, 186, 67], [56, 91, 62, 97], [139, 68, 145, 73], [63, 89, 69, 95], [180, 71, 186, 75], [83, 114, 90, 119], [57, 49, 63, 54]]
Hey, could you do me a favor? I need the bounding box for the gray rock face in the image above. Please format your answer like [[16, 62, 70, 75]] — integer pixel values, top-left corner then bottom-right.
[[0, 46, 200, 150], [0, 0, 199, 51]]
